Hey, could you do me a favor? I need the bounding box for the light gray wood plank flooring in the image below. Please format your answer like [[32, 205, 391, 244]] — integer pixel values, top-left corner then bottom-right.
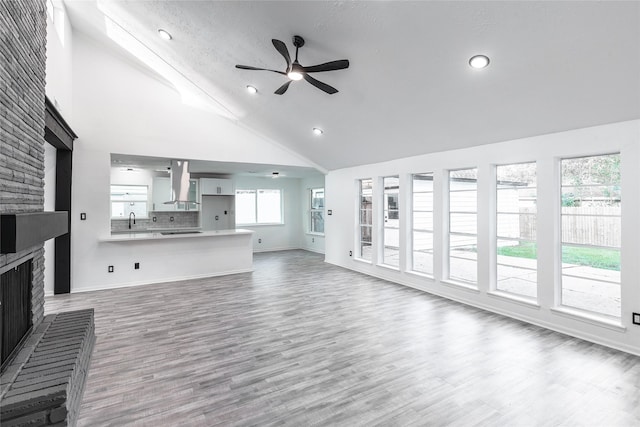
[[45, 250, 640, 426]]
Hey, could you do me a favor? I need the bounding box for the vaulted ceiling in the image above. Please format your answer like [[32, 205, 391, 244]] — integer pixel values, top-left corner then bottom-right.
[[64, 1, 640, 171]]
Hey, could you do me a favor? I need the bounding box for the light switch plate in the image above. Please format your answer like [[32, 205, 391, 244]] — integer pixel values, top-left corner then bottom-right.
[[80, 213, 86, 220], [327, 210, 332, 215], [633, 313, 640, 325]]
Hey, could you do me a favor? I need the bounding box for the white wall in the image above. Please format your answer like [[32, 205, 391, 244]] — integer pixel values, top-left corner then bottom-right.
[[234, 176, 302, 252], [325, 120, 640, 355], [300, 175, 326, 254], [44, 1, 74, 296], [64, 32, 319, 292], [45, 0, 73, 120], [43, 143, 57, 296]]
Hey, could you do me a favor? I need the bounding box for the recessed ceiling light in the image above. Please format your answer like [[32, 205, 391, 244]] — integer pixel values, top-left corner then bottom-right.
[[157, 29, 172, 41], [469, 55, 490, 69], [312, 127, 323, 136], [246, 85, 258, 94], [272, 171, 280, 178]]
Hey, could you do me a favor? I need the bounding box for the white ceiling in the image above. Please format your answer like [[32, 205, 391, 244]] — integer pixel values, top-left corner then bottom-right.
[[111, 153, 322, 179], [65, 1, 640, 171]]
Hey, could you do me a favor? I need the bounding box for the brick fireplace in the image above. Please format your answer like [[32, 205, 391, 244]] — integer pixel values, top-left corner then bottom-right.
[[1, 2, 94, 425]]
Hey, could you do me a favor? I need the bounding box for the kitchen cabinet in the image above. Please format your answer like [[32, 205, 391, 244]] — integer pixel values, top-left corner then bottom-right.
[[200, 178, 234, 195]]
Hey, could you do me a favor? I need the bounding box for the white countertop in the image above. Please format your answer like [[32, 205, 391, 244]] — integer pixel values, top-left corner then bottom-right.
[[100, 229, 254, 242]]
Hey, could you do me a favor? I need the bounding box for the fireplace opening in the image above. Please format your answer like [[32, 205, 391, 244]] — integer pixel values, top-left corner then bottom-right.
[[1, 258, 33, 372]]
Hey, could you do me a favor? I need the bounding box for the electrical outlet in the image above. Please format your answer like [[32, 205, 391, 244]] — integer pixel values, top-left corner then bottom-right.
[[633, 313, 640, 325], [349, 250, 352, 257], [258, 238, 262, 243], [108, 265, 114, 273], [134, 262, 140, 270], [170, 216, 174, 222], [328, 210, 333, 215], [152, 216, 157, 222], [80, 213, 86, 220], [312, 237, 314, 243]]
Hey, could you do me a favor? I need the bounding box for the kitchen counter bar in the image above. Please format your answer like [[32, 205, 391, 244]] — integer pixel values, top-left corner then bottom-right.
[[83, 229, 254, 292], [100, 229, 253, 242]]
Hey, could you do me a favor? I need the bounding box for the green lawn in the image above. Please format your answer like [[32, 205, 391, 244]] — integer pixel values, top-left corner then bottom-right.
[[497, 242, 620, 271]]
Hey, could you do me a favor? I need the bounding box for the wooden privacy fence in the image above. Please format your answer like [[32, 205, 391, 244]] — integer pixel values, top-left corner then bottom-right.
[[519, 207, 621, 247]]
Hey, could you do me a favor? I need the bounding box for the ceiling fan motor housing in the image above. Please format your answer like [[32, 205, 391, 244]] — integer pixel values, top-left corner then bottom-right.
[[292, 35, 305, 48]]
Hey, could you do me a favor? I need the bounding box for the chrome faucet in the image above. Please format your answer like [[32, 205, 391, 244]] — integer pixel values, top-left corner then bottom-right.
[[128, 212, 136, 229]]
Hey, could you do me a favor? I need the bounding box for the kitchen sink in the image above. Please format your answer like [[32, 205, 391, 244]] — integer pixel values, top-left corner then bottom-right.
[[160, 231, 202, 235]]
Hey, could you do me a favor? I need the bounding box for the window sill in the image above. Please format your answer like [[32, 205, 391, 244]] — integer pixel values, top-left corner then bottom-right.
[[306, 232, 325, 237], [487, 291, 540, 309], [237, 223, 285, 227], [406, 270, 435, 281], [441, 280, 479, 293], [377, 263, 400, 272], [550, 307, 625, 332]]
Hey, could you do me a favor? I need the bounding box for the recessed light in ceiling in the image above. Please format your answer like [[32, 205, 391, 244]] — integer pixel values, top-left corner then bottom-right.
[[312, 127, 323, 136], [246, 85, 258, 94], [469, 55, 490, 69], [272, 171, 280, 178], [157, 29, 172, 41]]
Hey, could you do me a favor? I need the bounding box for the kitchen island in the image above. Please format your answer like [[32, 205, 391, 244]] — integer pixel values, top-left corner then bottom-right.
[[88, 229, 254, 292], [101, 228, 252, 242]]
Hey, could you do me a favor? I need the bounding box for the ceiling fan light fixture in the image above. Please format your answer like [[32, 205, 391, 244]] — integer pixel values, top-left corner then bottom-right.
[[312, 127, 323, 136], [469, 54, 490, 69], [287, 63, 304, 81], [157, 29, 172, 41], [246, 85, 258, 94]]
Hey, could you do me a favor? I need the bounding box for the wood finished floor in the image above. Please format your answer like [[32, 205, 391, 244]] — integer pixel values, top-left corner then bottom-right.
[[45, 250, 640, 426]]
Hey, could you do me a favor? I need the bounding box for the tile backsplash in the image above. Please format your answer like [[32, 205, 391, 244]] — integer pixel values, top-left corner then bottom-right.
[[111, 211, 199, 232]]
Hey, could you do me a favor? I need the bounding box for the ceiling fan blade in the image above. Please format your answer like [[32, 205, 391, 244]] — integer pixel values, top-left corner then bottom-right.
[[303, 74, 338, 94], [235, 65, 286, 75], [303, 59, 350, 73], [274, 80, 292, 95], [272, 39, 291, 68]]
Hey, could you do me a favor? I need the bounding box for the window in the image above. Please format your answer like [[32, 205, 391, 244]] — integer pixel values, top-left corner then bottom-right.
[[448, 168, 478, 284], [411, 173, 433, 275], [235, 189, 283, 225], [110, 185, 148, 218], [382, 176, 400, 267], [358, 179, 373, 261], [496, 163, 537, 298], [560, 154, 621, 318], [310, 188, 324, 234]]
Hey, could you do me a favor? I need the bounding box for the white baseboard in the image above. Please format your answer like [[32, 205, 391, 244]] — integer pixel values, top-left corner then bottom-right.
[[69, 268, 253, 294]]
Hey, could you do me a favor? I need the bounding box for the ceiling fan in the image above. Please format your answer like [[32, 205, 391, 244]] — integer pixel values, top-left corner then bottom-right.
[[236, 35, 349, 95]]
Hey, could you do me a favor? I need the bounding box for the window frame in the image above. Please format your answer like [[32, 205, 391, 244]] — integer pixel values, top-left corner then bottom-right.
[[447, 168, 478, 286], [356, 178, 373, 262], [494, 161, 538, 300], [410, 172, 434, 276], [309, 187, 325, 235], [110, 184, 149, 219], [380, 176, 400, 268], [559, 153, 621, 319], [235, 188, 284, 226]]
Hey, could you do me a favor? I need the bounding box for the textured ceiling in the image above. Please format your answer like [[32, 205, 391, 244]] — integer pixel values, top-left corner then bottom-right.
[[65, 1, 640, 171]]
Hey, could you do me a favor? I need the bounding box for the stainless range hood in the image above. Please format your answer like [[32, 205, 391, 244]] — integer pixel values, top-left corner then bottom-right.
[[164, 160, 195, 205]]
